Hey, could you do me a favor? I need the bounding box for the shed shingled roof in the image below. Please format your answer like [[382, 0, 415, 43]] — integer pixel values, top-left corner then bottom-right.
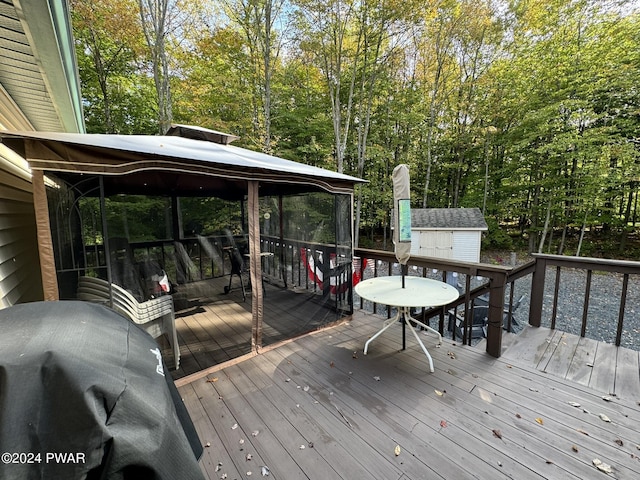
[[411, 208, 488, 230]]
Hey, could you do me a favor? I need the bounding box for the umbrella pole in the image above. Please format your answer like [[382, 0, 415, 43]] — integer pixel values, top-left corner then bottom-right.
[[401, 263, 406, 349]]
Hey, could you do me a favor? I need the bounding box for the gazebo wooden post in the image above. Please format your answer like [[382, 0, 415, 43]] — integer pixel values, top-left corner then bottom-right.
[[248, 181, 263, 352], [31, 169, 59, 300]]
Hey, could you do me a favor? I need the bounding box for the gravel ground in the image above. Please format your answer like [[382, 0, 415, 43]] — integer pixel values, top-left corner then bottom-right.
[[356, 256, 640, 351]]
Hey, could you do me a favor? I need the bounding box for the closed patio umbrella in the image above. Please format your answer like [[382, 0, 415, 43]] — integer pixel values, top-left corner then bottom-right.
[[392, 164, 412, 287]]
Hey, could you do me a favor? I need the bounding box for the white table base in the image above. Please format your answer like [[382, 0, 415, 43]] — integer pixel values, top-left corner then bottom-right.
[[364, 306, 442, 372]]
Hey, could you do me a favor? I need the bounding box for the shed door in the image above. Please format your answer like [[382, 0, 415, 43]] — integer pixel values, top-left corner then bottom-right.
[[452, 231, 481, 262], [419, 230, 453, 259]]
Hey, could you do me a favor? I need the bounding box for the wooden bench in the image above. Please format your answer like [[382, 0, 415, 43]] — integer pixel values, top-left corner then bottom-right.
[[77, 276, 180, 369]]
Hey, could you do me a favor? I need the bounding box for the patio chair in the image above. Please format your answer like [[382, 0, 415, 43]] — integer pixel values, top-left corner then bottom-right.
[[473, 293, 525, 332], [450, 305, 489, 340], [77, 276, 180, 369], [223, 246, 247, 301]]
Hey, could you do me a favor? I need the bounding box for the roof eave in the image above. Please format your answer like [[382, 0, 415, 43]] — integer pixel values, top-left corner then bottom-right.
[[13, 0, 85, 133]]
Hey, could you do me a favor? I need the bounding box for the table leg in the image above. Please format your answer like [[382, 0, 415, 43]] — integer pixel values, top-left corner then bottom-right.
[[402, 307, 441, 373], [364, 311, 401, 355]]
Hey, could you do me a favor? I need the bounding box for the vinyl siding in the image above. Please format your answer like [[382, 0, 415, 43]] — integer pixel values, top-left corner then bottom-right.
[[0, 157, 42, 307]]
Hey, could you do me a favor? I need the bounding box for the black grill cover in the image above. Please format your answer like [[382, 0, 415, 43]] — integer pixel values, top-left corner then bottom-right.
[[0, 301, 204, 480]]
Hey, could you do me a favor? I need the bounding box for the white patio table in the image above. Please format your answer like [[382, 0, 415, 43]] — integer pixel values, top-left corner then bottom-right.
[[355, 276, 459, 372]]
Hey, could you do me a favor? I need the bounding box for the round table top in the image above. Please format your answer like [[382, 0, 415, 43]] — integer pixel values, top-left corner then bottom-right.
[[355, 276, 459, 308]]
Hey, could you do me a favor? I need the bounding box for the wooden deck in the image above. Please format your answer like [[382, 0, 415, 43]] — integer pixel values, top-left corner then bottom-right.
[[168, 277, 348, 380], [176, 310, 640, 480], [501, 324, 640, 399]]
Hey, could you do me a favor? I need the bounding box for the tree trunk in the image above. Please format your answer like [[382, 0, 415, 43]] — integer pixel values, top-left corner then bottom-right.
[[139, 0, 173, 134]]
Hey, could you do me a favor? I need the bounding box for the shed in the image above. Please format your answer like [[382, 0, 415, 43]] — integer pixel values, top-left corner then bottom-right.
[[409, 208, 488, 262]]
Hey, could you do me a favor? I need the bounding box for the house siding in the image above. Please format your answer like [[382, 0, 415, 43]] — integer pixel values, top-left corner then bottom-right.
[[0, 158, 43, 307]]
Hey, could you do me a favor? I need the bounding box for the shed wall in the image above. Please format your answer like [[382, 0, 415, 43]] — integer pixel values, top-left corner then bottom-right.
[[452, 230, 482, 263], [410, 229, 481, 262]]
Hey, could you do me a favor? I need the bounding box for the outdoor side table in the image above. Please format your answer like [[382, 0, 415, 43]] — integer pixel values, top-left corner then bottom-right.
[[355, 276, 459, 372]]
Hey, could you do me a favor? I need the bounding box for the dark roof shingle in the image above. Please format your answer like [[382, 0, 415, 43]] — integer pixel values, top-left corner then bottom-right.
[[410, 208, 488, 230]]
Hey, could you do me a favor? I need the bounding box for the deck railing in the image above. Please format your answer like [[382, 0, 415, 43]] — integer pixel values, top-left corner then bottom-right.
[[525, 254, 640, 348], [354, 248, 512, 357], [87, 237, 640, 356], [353, 250, 640, 357]]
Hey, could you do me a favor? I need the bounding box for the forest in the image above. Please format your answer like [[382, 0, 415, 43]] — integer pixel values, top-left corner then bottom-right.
[[70, 0, 640, 258]]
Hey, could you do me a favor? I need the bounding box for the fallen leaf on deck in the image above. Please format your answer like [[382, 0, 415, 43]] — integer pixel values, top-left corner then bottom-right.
[[571, 445, 578, 452], [599, 413, 611, 423], [593, 459, 613, 474], [232, 423, 238, 430], [206, 377, 218, 383], [440, 420, 447, 428], [545, 460, 554, 464], [492, 429, 502, 439], [577, 429, 590, 436], [506, 364, 513, 368], [394, 445, 401, 456], [587, 363, 594, 367], [515, 413, 522, 419], [373, 376, 381, 381], [329, 361, 335, 368], [435, 389, 443, 396], [529, 387, 538, 392], [614, 439, 623, 446], [535, 417, 544, 425], [568, 402, 581, 408], [260, 466, 270, 476], [285, 378, 291, 382], [252, 431, 259, 437], [602, 396, 613, 402]]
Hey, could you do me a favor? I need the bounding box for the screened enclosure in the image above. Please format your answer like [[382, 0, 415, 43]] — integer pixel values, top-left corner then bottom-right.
[[0, 127, 364, 375]]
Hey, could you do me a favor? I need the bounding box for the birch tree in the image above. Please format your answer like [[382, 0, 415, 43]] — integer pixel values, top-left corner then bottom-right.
[[138, 0, 175, 133], [223, 0, 288, 153]]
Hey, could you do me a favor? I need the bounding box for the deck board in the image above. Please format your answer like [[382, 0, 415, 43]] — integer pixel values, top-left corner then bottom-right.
[[178, 311, 640, 480]]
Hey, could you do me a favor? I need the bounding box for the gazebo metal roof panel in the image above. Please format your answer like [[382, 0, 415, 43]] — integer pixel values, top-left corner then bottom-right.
[[0, 130, 365, 197]]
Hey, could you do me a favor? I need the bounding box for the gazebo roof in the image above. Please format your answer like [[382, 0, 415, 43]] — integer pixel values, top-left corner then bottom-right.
[[0, 129, 365, 199]]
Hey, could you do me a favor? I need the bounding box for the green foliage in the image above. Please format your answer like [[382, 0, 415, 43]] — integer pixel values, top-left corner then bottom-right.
[[482, 217, 514, 250], [71, 0, 640, 256]]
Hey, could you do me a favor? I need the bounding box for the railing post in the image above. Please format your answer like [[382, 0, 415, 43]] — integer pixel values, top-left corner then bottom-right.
[[529, 256, 546, 328], [486, 271, 506, 358]]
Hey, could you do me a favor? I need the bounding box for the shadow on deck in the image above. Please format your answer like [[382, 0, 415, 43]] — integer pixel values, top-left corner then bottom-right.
[[166, 276, 348, 381], [176, 309, 640, 480]]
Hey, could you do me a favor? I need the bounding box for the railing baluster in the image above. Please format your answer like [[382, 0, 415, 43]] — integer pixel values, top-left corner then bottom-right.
[[463, 274, 472, 346], [616, 273, 629, 346], [551, 266, 561, 330], [581, 270, 592, 338]]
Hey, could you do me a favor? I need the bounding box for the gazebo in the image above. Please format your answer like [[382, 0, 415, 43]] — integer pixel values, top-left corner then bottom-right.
[[0, 125, 365, 362]]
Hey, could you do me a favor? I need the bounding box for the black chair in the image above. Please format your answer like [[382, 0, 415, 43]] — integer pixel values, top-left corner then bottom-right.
[[223, 246, 246, 301], [475, 294, 525, 331], [450, 305, 489, 340]]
